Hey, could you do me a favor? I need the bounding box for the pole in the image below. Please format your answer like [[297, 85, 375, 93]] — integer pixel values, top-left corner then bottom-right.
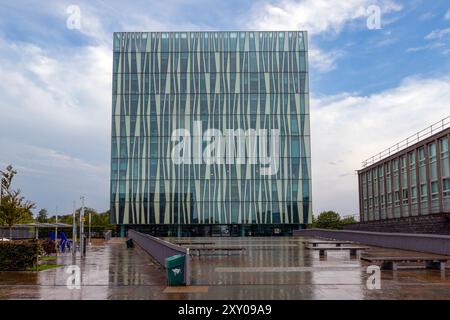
[[80, 196, 85, 257], [72, 200, 77, 257], [0, 182, 2, 241], [55, 206, 58, 254], [88, 210, 91, 246]]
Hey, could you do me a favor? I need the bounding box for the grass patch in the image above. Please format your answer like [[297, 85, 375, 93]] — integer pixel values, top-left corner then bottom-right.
[[27, 264, 64, 271], [39, 256, 57, 261]]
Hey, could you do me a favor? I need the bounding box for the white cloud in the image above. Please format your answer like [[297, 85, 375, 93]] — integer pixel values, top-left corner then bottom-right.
[[445, 9, 450, 20], [309, 47, 345, 72], [425, 28, 450, 40], [419, 12, 435, 21], [411, 26, 450, 55], [0, 39, 111, 137], [0, 35, 112, 213], [311, 76, 450, 215], [406, 42, 445, 52], [245, 0, 401, 73], [246, 0, 402, 35]]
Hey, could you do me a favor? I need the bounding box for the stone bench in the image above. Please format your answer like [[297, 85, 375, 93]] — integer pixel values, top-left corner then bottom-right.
[[302, 240, 354, 247], [306, 245, 370, 257], [174, 242, 216, 247], [361, 255, 449, 271], [188, 247, 246, 256]]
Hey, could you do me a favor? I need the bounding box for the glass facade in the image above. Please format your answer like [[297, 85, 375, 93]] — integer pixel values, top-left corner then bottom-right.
[[110, 31, 312, 227], [359, 128, 450, 222]]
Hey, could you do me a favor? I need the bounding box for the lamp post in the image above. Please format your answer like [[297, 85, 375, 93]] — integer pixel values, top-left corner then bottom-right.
[[80, 196, 85, 257], [88, 210, 91, 246], [72, 200, 77, 258], [0, 182, 2, 240], [55, 206, 58, 254], [0, 180, 5, 240]]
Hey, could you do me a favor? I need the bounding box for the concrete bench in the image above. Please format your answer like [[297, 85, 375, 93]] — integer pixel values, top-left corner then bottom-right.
[[188, 247, 246, 256], [302, 240, 354, 247], [174, 242, 216, 247], [361, 255, 449, 271], [306, 245, 370, 257]]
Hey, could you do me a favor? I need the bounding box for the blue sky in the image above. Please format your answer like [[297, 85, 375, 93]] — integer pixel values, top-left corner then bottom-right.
[[0, 0, 449, 217]]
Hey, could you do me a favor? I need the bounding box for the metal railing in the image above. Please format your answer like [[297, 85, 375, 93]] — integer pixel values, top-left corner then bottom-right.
[[362, 116, 450, 168], [128, 230, 191, 285], [0, 228, 32, 240]]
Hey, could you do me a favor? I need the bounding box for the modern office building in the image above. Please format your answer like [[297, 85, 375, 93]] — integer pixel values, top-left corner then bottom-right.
[[110, 31, 312, 236], [353, 117, 450, 234]]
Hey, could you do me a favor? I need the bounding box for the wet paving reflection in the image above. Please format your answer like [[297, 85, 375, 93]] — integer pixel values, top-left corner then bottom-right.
[[0, 236, 449, 299]]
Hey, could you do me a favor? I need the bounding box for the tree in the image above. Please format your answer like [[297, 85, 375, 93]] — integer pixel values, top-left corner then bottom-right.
[[0, 190, 35, 239], [92, 210, 111, 226], [315, 211, 341, 230], [46, 208, 112, 227], [0, 165, 36, 239], [340, 216, 357, 228], [1, 165, 17, 195], [37, 208, 48, 223]]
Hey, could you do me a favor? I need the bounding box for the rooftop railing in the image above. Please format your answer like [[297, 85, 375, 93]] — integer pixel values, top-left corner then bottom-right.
[[362, 116, 450, 168]]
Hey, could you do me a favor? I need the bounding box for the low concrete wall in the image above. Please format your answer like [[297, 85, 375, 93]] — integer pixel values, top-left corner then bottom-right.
[[293, 229, 450, 256], [128, 230, 191, 285], [344, 213, 450, 235]]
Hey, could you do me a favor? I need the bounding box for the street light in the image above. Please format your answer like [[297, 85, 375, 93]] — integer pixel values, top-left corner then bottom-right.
[[72, 200, 77, 258], [0, 182, 2, 240], [55, 206, 58, 254], [79, 196, 85, 257], [88, 209, 92, 246]]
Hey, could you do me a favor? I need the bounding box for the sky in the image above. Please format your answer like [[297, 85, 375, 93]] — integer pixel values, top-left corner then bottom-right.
[[0, 0, 449, 217]]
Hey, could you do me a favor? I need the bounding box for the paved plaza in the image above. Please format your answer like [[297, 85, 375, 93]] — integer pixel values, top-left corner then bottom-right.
[[1, 237, 450, 299]]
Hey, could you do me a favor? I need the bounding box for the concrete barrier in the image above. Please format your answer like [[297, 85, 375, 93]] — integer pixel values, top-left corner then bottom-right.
[[293, 229, 450, 256], [128, 230, 191, 285]]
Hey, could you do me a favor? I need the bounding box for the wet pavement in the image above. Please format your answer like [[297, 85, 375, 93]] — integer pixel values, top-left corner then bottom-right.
[[1, 237, 450, 299]]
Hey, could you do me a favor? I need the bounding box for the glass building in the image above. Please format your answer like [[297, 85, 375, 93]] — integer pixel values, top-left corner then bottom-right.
[[358, 123, 450, 223], [110, 31, 312, 236]]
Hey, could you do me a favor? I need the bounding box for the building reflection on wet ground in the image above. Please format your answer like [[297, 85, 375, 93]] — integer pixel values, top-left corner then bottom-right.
[[0, 237, 449, 299]]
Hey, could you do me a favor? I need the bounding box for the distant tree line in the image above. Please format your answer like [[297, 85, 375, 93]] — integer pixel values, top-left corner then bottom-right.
[[1, 165, 112, 241], [37, 207, 112, 227], [308, 211, 357, 230]]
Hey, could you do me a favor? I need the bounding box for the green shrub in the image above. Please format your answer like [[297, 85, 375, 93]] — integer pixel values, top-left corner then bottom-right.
[[0, 240, 43, 271], [340, 216, 357, 228], [41, 239, 56, 254], [315, 211, 341, 229]]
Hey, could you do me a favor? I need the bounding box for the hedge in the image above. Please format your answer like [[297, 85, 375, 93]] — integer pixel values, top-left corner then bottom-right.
[[41, 239, 56, 254], [0, 240, 44, 271]]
